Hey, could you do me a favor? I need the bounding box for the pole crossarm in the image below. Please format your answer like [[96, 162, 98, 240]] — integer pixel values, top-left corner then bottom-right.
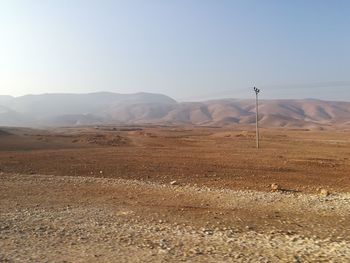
[[254, 87, 260, 95]]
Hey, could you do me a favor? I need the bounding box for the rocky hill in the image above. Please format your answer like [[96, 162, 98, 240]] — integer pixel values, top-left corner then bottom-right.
[[0, 92, 349, 128]]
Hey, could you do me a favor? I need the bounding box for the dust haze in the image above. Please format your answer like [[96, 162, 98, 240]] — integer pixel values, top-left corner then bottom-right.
[[1, 92, 350, 129], [1, 98, 350, 261], [1, 0, 350, 261]]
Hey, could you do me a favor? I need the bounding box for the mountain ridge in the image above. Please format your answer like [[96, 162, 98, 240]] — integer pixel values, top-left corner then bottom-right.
[[0, 92, 349, 128]]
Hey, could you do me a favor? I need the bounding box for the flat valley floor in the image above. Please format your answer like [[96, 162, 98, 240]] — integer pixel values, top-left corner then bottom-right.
[[1, 126, 350, 262]]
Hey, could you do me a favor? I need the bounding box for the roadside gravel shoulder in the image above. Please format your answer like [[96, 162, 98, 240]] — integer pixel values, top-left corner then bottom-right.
[[1, 173, 350, 262]]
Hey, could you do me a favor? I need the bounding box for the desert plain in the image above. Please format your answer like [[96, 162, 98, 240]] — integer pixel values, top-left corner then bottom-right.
[[1, 125, 350, 262]]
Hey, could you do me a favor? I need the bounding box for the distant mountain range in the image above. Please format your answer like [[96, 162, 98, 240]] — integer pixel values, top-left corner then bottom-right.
[[0, 92, 349, 128]]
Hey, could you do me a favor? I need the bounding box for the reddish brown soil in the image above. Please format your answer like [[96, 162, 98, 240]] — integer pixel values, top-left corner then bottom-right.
[[0, 126, 349, 193], [1, 125, 350, 262]]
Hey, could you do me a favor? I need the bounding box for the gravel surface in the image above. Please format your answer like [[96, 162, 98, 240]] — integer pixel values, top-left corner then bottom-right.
[[1, 173, 350, 262]]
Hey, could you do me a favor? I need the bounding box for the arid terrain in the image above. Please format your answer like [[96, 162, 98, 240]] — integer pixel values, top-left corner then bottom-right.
[[1, 125, 350, 262], [1, 92, 350, 128]]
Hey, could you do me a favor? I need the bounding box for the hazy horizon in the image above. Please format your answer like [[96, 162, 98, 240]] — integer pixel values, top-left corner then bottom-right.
[[1, 83, 350, 103], [1, 1, 349, 100]]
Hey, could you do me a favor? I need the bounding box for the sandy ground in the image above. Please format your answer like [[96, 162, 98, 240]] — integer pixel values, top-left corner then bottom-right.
[[0, 126, 350, 262]]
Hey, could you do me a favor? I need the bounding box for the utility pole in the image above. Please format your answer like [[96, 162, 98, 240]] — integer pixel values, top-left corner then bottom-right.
[[253, 87, 260, 149]]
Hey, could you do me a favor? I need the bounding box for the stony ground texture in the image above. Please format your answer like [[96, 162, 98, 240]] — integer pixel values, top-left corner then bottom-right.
[[1, 173, 350, 262]]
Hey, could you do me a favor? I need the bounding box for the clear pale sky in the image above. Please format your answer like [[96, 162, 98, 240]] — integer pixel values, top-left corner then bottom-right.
[[0, 0, 349, 101]]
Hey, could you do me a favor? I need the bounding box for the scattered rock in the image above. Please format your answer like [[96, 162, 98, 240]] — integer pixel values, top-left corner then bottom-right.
[[170, 181, 178, 185], [270, 183, 280, 191], [1, 173, 350, 262], [320, 189, 330, 197]]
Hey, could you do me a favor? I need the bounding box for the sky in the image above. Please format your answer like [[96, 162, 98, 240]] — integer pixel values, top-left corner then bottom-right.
[[0, 0, 349, 101]]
